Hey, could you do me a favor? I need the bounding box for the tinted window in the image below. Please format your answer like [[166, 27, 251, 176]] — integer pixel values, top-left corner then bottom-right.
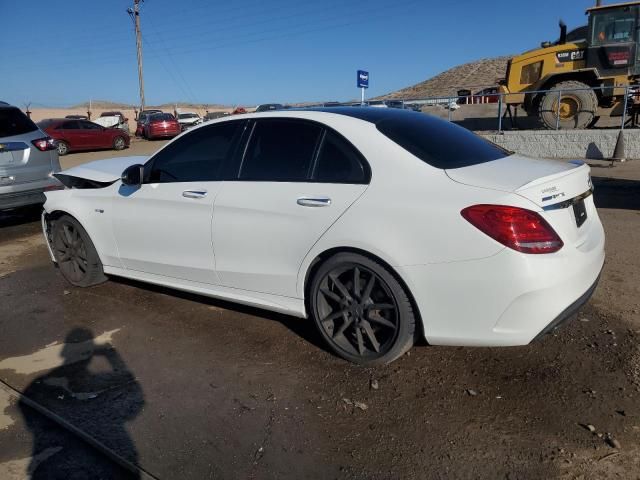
[[239, 120, 322, 181], [147, 121, 242, 183], [60, 121, 80, 130], [312, 130, 368, 184], [37, 119, 59, 130], [0, 107, 38, 138], [80, 121, 102, 130], [151, 113, 175, 122], [375, 112, 510, 169]]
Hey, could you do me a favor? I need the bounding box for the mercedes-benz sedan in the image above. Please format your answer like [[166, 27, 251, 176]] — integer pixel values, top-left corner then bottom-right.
[[41, 108, 604, 365]]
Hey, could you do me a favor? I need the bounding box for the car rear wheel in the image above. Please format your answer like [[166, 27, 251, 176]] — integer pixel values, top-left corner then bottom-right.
[[309, 252, 416, 365], [113, 136, 126, 150], [56, 141, 69, 156], [52, 215, 107, 287]]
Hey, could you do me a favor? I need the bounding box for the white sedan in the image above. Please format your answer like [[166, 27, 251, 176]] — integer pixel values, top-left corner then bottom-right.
[[42, 108, 604, 365]]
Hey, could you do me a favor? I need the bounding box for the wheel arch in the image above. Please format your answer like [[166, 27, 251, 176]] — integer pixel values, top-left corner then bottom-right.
[[301, 246, 425, 341], [43, 209, 106, 266]]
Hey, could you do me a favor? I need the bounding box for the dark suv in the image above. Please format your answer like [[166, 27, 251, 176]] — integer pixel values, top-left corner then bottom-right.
[[0, 102, 61, 210]]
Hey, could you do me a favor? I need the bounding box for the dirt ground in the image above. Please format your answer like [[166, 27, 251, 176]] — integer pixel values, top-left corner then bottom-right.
[[1, 143, 640, 479]]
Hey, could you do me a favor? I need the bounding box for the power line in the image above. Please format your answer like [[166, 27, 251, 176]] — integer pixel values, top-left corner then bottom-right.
[[144, 14, 199, 105], [3, 0, 417, 82], [2, 0, 386, 58]]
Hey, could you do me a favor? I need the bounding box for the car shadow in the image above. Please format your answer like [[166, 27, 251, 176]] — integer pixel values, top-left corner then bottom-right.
[[108, 276, 330, 354], [592, 176, 640, 211], [0, 205, 42, 229]]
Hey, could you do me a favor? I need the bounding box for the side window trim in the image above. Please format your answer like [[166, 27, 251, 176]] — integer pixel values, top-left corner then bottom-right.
[[235, 120, 257, 180], [308, 129, 327, 180]]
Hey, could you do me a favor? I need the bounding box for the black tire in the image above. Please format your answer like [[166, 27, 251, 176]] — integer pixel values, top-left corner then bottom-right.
[[309, 252, 416, 365], [113, 136, 126, 151], [51, 215, 107, 287], [56, 140, 69, 156], [538, 80, 597, 130]]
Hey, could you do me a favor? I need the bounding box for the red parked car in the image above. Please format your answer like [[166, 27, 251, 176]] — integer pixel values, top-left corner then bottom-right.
[[144, 113, 181, 140], [37, 118, 130, 156]]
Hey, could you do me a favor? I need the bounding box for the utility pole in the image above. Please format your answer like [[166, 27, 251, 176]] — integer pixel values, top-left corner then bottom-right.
[[127, 0, 145, 113]]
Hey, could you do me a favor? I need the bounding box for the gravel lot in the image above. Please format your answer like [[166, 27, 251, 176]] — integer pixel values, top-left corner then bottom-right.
[[1, 141, 640, 479]]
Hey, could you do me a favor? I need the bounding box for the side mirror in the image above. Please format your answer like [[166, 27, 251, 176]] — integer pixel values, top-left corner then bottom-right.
[[121, 164, 144, 186]]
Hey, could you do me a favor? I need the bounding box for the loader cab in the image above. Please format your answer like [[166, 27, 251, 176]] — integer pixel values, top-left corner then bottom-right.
[[586, 3, 640, 75]]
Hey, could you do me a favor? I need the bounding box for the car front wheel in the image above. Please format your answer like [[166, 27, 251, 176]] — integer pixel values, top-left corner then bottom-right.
[[51, 215, 107, 287], [309, 252, 416, 365]]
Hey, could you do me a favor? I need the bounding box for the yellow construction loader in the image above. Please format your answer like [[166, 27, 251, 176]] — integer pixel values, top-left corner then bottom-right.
[[500, 1, 640, 129]]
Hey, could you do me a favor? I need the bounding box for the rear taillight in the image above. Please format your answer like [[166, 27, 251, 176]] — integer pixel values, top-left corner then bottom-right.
[[31, 137, 57, 151], [461, 204, 563, 254]]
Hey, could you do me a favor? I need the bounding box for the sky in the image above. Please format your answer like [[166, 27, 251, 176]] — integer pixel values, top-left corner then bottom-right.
[[0, 0, 595, 108]]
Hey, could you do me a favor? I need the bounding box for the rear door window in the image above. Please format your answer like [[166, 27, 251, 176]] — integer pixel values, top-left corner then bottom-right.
[[147, 121, 243, 183], [59, 121, 80, 130], [79, 121, 102, 130], [312, 130, 369, 184], [0, 107, 38, 138], [239, 119, 322, 181]]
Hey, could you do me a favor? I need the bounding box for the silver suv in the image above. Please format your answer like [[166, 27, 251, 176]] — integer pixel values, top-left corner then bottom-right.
[[0, 102, 61, 210]]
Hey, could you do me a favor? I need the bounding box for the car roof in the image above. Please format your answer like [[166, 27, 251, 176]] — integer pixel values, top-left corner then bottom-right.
[[42, 118, 71, 123], [299, 106, 426, 125], [191, 107, 431, 133]]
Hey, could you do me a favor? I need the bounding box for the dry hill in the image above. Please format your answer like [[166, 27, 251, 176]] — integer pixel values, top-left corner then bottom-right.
[[379, 56, 511, 100]]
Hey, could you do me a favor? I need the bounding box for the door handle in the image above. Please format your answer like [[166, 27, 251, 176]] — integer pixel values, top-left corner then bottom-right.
[[297, 196, 331, 207], [182, 189, 208, 199]]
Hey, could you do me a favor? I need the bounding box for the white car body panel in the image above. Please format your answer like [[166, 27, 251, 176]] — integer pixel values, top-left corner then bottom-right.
[[213, 181, 367, 297], [93, 116, 121, 129], [42, 109, 605, 348], [59, 156, 149, 183], [112, 181, 220, 284]]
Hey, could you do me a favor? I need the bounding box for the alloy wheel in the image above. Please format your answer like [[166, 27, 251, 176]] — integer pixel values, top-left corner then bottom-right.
[[314, 264, 399, 359], [53, 221, 89, 283]]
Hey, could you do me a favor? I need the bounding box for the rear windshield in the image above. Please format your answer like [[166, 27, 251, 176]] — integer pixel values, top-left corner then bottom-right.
[[151, 113, 175, 121], [375, 112, 511, 169], [37, 119, 59, 129], [0, 107, 38, 138]]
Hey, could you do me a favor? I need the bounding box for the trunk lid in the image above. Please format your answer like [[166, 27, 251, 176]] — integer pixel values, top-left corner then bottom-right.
[[1, 130, 55, 184], [445, 154, 591, 209]]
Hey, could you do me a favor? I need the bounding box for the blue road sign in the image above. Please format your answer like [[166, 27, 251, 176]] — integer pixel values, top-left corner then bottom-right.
[[357, 70, 369, 89]]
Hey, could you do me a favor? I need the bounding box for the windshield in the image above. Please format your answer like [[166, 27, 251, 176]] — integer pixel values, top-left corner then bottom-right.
[[591, 8, 637, 45], [178, 113, 198, 119], [37, 119, 60, 129]]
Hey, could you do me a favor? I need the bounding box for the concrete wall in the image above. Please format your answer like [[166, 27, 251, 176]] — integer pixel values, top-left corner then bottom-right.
[[480, 129, 639, 160]]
